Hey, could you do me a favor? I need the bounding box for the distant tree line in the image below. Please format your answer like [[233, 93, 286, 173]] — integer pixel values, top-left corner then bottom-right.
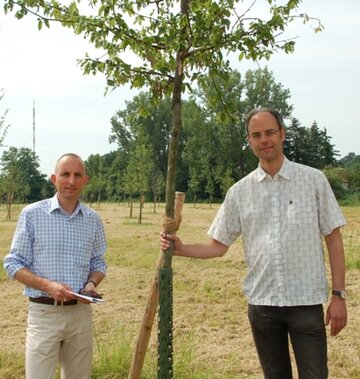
[[1, 68, 359, 219]]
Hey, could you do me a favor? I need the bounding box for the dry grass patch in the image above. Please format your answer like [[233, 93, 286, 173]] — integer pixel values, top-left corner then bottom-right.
[[0, 202, 359, 378]]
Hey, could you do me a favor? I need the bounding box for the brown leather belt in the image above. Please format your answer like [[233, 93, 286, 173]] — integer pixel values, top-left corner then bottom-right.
[[29, 297, 78, 306]]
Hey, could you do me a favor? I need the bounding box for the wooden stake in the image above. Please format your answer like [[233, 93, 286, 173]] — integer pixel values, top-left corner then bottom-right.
[[128, 191, 185, 379]]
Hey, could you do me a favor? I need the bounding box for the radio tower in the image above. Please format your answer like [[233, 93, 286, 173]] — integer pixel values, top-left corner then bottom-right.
[[32, 100, 36, 153]]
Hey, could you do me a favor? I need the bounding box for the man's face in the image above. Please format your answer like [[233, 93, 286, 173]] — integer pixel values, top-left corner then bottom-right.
[[51, 156, 89, 202], [247, 111, 285, 162]]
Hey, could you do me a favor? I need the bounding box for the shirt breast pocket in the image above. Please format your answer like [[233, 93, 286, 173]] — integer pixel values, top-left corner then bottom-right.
[[287, 200, 317, 225], [72, 229, 94, 266]]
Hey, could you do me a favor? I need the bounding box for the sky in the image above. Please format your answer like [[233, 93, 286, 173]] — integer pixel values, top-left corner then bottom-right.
[[0, 0, 359, 177]]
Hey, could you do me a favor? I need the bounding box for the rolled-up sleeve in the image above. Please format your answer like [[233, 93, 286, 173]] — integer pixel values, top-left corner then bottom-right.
[[89, 216, 107, 274], [3, 209, 34, 278]]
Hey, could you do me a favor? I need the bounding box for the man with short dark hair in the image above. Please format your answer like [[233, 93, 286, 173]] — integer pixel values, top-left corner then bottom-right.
[[160, 108, 347, 378]]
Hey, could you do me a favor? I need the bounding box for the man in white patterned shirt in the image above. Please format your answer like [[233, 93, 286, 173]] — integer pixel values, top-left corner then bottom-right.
[[160, 108, 347, 379], [4, 153, 107, 379]]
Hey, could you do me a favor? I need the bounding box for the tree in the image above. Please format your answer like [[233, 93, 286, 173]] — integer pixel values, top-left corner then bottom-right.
[[85, 154, 107, 208], [242, 67, 293, 116], [133, 140, 154, 224], [181, 98, 211, 201], [322, 166, 348, 199], [284, 117, 309, 163], [151, 169, 165, 213], [193, 67, 293, 180], [0, 168, 29, 219], [123, 165, 137, 219], [340, 152, 360, 167], [0, 147, 47, 218], [307, 122, 339, 168], [284, 118, 339, 169], [181, 67, 293, 201], [105, 150, 130, 201], [348, 164, 360, 193], [109, 93, 171, 182]]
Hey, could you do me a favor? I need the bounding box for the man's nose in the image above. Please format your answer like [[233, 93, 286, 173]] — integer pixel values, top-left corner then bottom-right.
[[259, 134, 270, 143]]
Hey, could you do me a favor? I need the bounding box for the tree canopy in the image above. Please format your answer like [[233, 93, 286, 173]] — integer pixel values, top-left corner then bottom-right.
[[4, 0, 321, 95]]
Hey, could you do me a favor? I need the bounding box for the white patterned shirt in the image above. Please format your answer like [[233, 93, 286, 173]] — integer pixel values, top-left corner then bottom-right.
[[4, 194, 107, 298], [208, 157, 346, 306]]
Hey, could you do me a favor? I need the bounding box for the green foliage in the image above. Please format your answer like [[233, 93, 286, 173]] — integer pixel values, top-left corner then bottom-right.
[[3, 0, 321, 99], [341, 224, 360, 269], [92, 326, 135, 378], [323, 166, 348, 200], [186, 67, 293, 186], [340, 152, 360, 167], [340, 193, 360, 207], [0, 147, 50, 208], [346, 163, 360, 194], [83, 154, 107, 206], [284, 119, 339, 168], [337, 153, 360, 204]]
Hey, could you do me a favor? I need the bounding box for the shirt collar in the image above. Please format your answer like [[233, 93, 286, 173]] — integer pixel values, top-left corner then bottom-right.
[[255, 156, 291, 182], [49, 194, 83, 216]]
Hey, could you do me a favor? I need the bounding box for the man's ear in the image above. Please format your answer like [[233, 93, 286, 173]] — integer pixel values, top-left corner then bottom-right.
[[50, 174, 56, 186], [280, 128, 286, 142]]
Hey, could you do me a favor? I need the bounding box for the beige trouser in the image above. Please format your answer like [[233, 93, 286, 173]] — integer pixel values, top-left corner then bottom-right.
[[26, 302, 93, 379]]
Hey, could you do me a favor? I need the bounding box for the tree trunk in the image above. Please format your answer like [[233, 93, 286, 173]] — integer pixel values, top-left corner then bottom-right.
[[128, 1, 189, 377], [97, 191, 101, 210], [6, 192, 13, 220], [138, 194, 144, 224], [129, 196, 133, 218], [153, 193, 157, 214]]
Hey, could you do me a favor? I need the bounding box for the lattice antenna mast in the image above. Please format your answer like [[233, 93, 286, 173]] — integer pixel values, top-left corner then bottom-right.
[[32, 100, 36, 153]]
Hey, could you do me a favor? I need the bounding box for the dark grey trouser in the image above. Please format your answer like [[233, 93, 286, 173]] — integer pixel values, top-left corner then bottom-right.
[[248, 304, 328, 379]]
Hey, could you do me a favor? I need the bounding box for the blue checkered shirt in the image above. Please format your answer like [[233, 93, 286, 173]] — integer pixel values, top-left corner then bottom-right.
[[4, 194, 107, 298]]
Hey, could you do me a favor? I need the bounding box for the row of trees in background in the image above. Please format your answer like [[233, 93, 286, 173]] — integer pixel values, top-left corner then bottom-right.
[[0, 147, 53, 219], [1, 68, 360, 220]]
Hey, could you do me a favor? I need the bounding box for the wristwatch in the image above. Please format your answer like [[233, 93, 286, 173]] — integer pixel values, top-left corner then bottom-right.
[[332, 289, 347, 300]]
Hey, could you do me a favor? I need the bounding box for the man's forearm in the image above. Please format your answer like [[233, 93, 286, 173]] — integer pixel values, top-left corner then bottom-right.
[[14, 268, 51, 293], [85, 272, 105, 288], [325, 228, 346, 290], [174, 239, 228, 259]]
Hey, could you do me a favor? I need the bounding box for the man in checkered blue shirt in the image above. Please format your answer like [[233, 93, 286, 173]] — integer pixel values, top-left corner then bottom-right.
[[4, 153, 107, 379], [160, 108, 347, 379]]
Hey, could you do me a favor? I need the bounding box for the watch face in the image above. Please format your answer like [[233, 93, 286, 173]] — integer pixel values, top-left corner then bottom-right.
[[333, 290, 347, 299]]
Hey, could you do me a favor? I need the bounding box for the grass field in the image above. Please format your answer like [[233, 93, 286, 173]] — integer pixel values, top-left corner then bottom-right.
[[0, 202, 359, 378]]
